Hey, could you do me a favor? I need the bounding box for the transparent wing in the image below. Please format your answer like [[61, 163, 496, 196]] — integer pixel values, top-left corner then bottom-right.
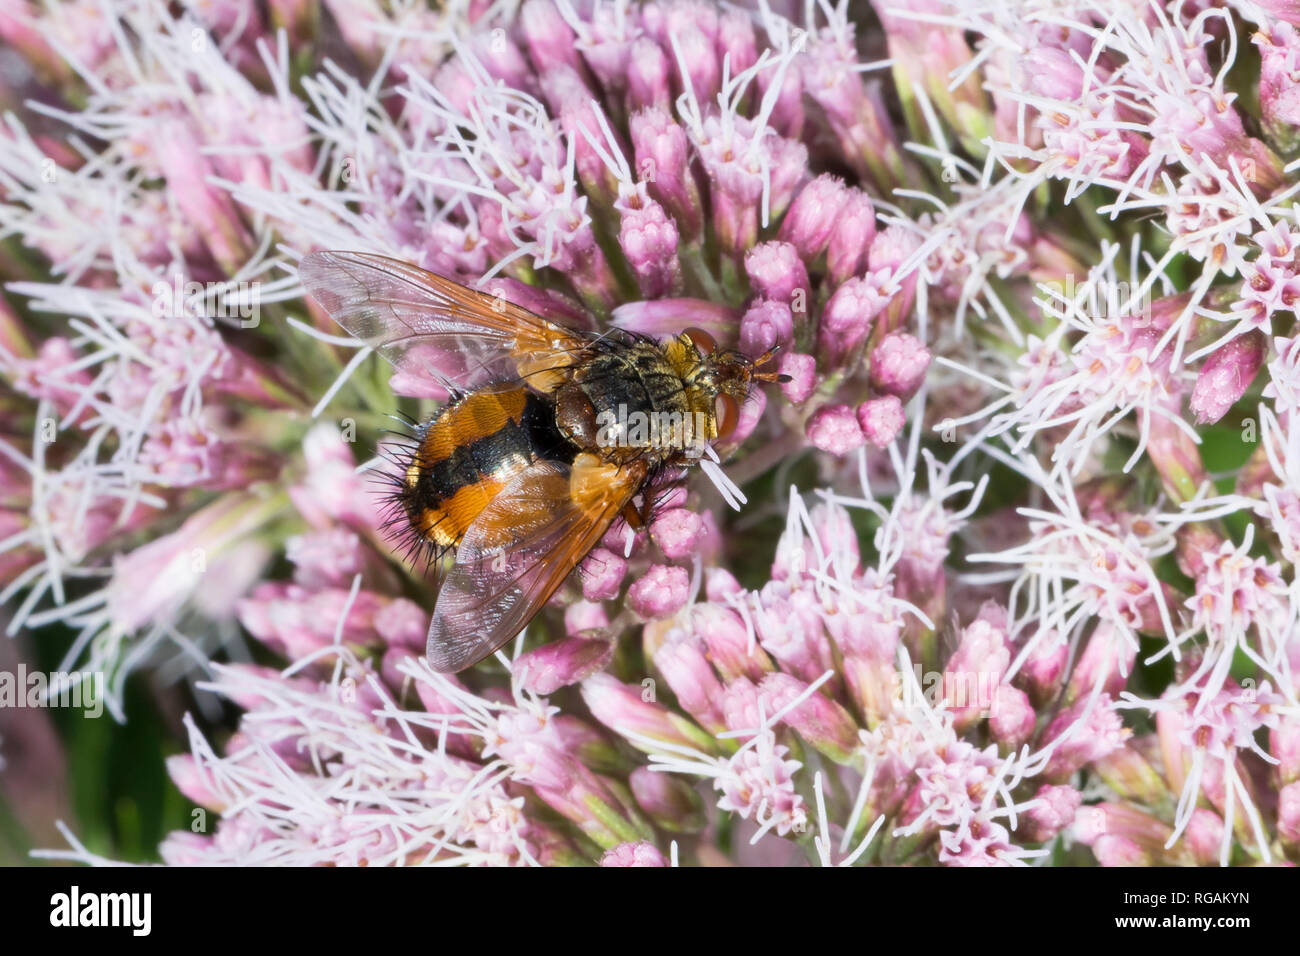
[[426, 458, 643, 673], [298, 250, 586, 393]]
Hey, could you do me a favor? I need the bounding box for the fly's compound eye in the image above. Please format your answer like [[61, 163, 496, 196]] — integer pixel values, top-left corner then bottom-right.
[[683, 327, 717, 355], [715, 394, 739, 439]]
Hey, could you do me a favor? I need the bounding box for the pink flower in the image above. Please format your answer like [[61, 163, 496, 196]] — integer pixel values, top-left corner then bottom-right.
[[513, 637, 615, 695], [600, 841, 668, 867], [856, 395, 905, 448], [626, 564, 690, 619], [745, 241, 811, 307], [818, 274, 888, 366], [649, 508, 705, 560], [739, 299, 796, 358], [779, 174, 849, 262], [580, 547, 627, 602], [1189, 330, 1268, 424], [806, 404, 865, 455], [826, 188, 877, 286], [869, 332, 931, 400], [778, 352, 818, 404], [654, 635, 727, 733]]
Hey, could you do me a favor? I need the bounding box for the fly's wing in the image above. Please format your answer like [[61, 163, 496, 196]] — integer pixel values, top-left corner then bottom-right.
[[298, 250, 587, 393], [426, 457, 643, 673]]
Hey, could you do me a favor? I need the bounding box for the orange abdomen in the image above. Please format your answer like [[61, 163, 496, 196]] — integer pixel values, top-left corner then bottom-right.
[[400, 388, 577, 550]]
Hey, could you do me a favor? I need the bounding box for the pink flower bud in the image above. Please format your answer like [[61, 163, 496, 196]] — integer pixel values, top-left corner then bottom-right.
[[989, 685, 1036, 748], [7, 337, 93, 423], [1067, 624, 1135, 701], [1273, 717, 1300, 785], [431, 58, 480, 114], [673, 25, 720, 104], [285, 528, 365, 589], [160, 832, 215, 866], [1185, 809, 1225, 865], [868, 227, 922, 331], [744, 241, 811, 307], [1022, 47, 1085, 101], [627, 564, 690, 619], [1022, 784, 1081, 842], [1072, 804, 1109, 844], [721, 675, 763, 731], [109, 493, 281, 636], [166, 754, 225, 810], [726, 383, 766, 447], [810, 501, 860, 573], [629, 766, 706, 832], [826, 188, 877, 286], [1043, 696, 1129, 779], [806, 404, 865, 455], [467, 26, 534, 92], [869, 332, 931, 399], [1189, 330, 1268, 424], [1255, 1, 1300, 25], [627, 36, 671, 110], [943, 619, 1011, 728], [1280, 782, 1300, 844], [380, 647, 416, 691], [513, 636, 614, 695], [581, 547, 627, 601], [645, 486, 684, 511], [520, 0, 581, 73], [760, 50, 805, 136], [779, 174, 848, 261], [739, 299, 795, 358], [154, 120, 253, 272], [753, 589, 836, 685], [1253, 23, 1300, 144], [616, 184, 682, 299], [1092, 834, 1151, 866], [545, 71, 621, 202], [612, 297, 740, 342], [291, 424, 380, 531], [705, 567, 743, 602], [373, 597, 428, 651], [600, 841, 668, 866], [760, 672, 860, 762], [689, 604, 771, 682], [581, 673, 716, 752], [856, 395, 905, 448], [650, 508, 705, 560], [655, 635, 726, 732], [630, 108, 701, 237], [716, 7, 758, 77], [1018, 628, 1068, 705], [779, 353, 818, 404], [599, 518, 645, 557], [564, 600, 609, 635], [818, 274, 888, 367]]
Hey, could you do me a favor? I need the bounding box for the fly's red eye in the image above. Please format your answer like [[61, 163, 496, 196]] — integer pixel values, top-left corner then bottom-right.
[[684, 327, 717, 355], [715, 394, 739, 439]]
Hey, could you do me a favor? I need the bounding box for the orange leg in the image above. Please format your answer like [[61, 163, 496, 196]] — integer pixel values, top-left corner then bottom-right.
[[621, 501, 645, 531]]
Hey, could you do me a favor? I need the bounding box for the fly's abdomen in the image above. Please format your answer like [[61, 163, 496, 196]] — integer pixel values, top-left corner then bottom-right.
[[401, 388, 576, 549]]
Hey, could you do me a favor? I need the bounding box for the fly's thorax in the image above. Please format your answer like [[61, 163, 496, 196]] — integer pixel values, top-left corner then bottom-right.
[[559, 341, 719, 463]]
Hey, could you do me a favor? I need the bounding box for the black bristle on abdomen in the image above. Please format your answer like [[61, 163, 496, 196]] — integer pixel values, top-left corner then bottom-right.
[[368, 416, 447, 570]]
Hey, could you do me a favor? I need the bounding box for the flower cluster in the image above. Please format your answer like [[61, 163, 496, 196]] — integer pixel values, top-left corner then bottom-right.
[[2, 0, 1299, 867]]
